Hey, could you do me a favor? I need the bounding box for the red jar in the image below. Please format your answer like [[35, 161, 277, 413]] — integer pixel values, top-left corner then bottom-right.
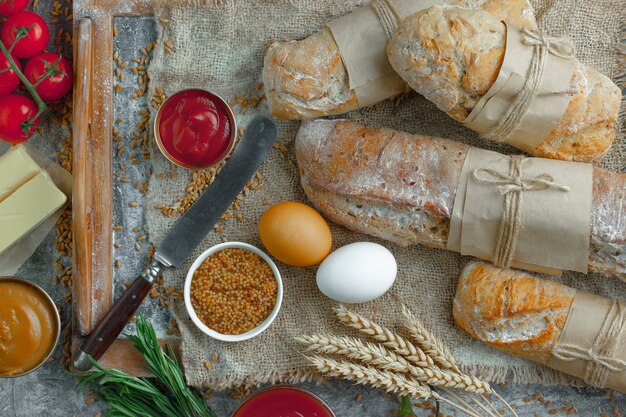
[[231, 386, 336, 417]]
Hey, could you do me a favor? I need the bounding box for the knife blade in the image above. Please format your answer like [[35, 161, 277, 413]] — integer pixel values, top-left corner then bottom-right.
[[74, 116, 278, 370], [155, 117, 277, 268]]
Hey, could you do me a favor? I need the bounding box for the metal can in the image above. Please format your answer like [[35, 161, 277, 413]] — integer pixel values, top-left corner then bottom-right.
[[153, 88, 237, 169], [0, 277, 61, 378]]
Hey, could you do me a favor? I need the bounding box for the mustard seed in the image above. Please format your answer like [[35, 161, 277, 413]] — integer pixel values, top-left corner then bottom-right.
[[190, 248, 277, 335]]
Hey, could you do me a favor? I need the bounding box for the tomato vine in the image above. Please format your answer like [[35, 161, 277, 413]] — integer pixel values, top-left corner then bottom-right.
[[0, 29, 54, 135]]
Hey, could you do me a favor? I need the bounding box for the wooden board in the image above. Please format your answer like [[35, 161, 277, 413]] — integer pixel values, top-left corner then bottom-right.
[[72, 0, 183, 375]]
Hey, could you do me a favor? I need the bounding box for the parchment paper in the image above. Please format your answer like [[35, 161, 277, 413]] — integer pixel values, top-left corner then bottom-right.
[[0, 143, 72, 275], [463, 23, 576, 151], [549, 291, 626, 393], [327, 0, 442, 107], [448, 147, 592, 274]]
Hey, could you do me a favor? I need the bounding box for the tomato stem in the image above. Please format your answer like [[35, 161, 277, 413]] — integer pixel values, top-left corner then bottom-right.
[[0, 29, 50, 122], [32, 55, 64, 87], [9, 24, 33, 53]]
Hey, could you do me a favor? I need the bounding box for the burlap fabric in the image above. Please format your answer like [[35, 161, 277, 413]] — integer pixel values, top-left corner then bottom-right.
[[146, 0, 625, 390]]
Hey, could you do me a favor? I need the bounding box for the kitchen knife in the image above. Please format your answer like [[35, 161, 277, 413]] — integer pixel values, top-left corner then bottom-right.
[[74, 116, 278, 371]]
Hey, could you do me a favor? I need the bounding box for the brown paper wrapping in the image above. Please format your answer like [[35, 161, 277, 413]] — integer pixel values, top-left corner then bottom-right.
[[0, 143, 72, 275], [327, 0, 443, 107], [447, 147, 592, 275], [462, 23, 576, 151], [548, 291, 626, 393]]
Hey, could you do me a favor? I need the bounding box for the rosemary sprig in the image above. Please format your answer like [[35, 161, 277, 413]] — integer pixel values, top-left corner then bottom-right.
[[75, 315, 216, 417]]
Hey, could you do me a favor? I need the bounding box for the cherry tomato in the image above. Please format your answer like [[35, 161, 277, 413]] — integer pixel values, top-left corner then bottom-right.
[[1, 11, 49, 59], [0, 0, 30, 16], [0, 94, 39, 143], [24, 52, 73, 101], [0, 52, 20, 96]]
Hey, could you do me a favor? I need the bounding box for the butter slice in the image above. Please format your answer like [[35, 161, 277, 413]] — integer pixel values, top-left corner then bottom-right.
[[0, 171, 67, 255], [0, 146, 42, 202]]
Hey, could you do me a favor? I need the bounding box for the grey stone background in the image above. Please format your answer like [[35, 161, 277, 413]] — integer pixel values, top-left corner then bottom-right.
[[0, 6, 625, 417]]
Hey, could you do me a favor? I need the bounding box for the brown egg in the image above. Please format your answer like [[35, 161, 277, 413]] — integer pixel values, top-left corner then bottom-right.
[[259, 201, 332, 267]]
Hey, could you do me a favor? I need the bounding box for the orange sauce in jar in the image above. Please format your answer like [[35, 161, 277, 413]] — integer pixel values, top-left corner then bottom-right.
[[0, 279, 59, 376]]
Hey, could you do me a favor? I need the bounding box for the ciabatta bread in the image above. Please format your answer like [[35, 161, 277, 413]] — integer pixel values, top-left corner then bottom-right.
[[453, 261, 575, 364], [386, 6, 621, 162], [263, 0, 537, 120], [295, 119, 626, 280]]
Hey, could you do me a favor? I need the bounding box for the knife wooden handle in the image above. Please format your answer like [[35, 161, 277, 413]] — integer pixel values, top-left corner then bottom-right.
[[74, 261, 162, 371]]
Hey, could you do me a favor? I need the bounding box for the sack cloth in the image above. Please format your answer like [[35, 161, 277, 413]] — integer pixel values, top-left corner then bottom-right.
[[146, 0, 625, 390]]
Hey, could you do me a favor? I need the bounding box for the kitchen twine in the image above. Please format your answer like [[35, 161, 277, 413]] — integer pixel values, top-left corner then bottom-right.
[[552, 300, 626, 388], [371, 0, 402, 40], [471, 155, 570, 268], [484, 28, 576, 142]]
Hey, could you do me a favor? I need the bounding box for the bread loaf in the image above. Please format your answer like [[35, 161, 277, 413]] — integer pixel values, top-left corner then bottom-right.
[[263, 0, 537, 120], [295, 119, 626, 280], [387, 6, 621, 162], [456, 261, 626, 392], [453, 261, 575, 364]]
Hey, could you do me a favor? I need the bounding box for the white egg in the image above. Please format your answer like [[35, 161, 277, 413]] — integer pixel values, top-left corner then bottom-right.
[[316, 242, 397, 303]]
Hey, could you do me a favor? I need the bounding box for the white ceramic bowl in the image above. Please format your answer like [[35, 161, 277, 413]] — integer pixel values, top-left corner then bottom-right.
[[184, 242, 283, 342]]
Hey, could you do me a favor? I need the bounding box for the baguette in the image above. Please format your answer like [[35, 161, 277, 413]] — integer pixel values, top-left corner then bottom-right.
[[453, 261, 575, 364], [295, 119, 626, 280], [386, 6, 621, 162], [263, 0, 537, 120]]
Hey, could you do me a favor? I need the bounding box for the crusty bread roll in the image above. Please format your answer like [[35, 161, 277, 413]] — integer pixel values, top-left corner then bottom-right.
[[263, 0, 537, 120], [453, 261, 575, 364], [387, 6, 621, 162], [295, 119, 626, 280]]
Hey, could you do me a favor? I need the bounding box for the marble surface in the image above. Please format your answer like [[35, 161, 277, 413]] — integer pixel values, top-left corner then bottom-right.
[[1, 8, 625, 417]]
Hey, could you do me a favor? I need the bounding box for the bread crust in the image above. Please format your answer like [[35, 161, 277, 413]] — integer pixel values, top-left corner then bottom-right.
[[263, 0, 537, 119], [296, 119, 626, 280], [453, 261, 575, 364], [263, 29, 359, 120], [387, 6, 621, 162], [296, 118, 468, 249]]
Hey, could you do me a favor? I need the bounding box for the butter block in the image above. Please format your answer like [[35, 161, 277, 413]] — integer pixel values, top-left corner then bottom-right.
[[0, 146, 42, 202], [0, 171, 67, 255]]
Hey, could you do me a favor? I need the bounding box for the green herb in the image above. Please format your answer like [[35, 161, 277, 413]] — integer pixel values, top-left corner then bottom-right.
[[398, 396, 416, 417], [76, 315, 216, 417]]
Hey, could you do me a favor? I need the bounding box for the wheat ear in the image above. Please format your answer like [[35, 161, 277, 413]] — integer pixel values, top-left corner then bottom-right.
[[305, 354, 431, 399], [401, 304, 460, 372], [296, 334, 491, 394], [401, 306, 514, 416], [334, 305, 435, 369], [306, 356, 486, 417]]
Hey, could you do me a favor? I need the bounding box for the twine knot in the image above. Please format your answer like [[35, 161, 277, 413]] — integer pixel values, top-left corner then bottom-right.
[[371, 0, 402, 40], [554, 346, 626, 373], [552, 301, 626, 388], [471, 155, 569, 268], [484, 28, 576, 143], [473, 166, 570, 196], [522, 28, 576, 60]]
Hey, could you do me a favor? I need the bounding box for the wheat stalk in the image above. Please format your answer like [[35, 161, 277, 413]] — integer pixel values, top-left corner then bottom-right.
[[334, 305, 435, 369], [306, 355, 431, 399], [306, 356, 486, 417], [299, 306, 515, 416], [400, 305, 503, 411], [296, 334, 491, 394], [401, 304, 460, 373]]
